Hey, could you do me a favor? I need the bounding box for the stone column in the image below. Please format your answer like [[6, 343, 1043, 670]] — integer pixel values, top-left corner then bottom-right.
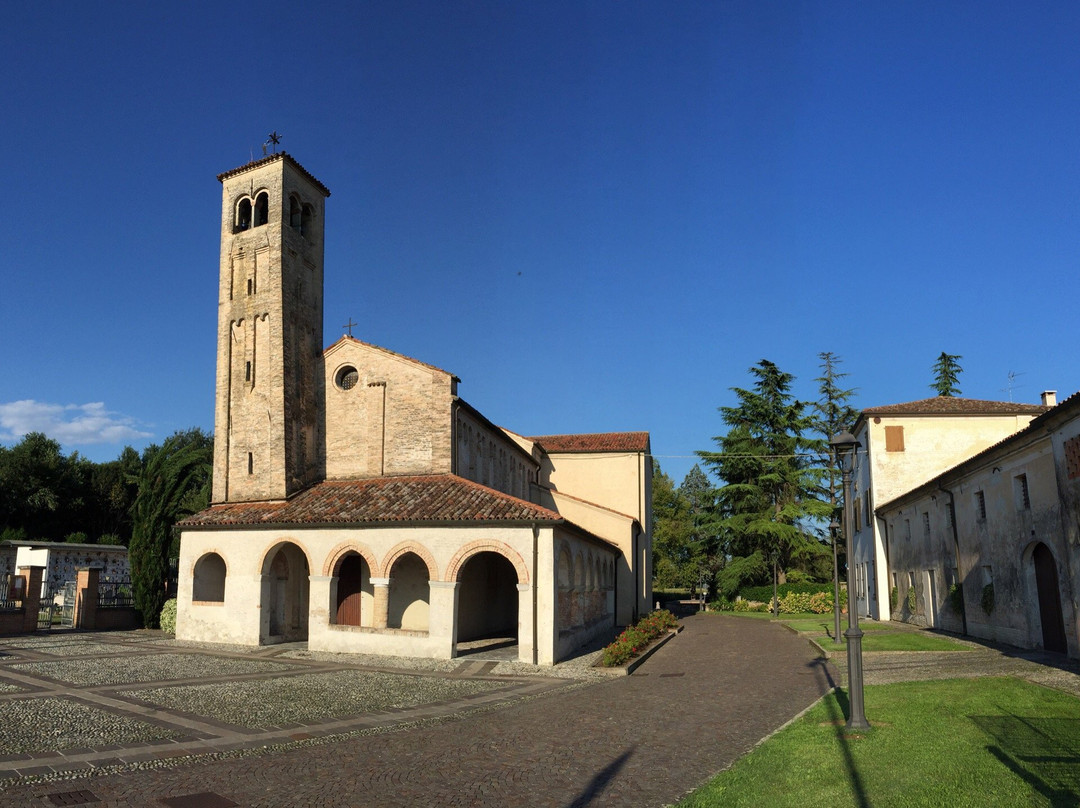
[[307, 575, 333, 641], [516, 583, 533, 664], [17, 566, 43, 634], [428, 580, 459, 659], [371, 577, 391, 629], [74, 567, 101, 630]]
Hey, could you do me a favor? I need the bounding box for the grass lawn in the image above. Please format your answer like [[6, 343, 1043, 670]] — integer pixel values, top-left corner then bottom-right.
[[676, 677, 1080, 807], [817, 631, 972, 652], [782, 618, 893, 634]]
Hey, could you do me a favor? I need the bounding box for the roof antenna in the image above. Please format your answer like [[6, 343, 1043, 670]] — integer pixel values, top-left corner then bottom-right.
[[1001, 370, 1025, 402]]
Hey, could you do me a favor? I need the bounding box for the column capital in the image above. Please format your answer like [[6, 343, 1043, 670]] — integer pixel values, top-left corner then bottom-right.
[[370, 577, 391, 587], [429, 581, 458, 591], [516, 583, 531, 592]]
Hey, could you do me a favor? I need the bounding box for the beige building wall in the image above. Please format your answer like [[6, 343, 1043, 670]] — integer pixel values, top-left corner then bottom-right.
[[852, 407, 1042, 619], [178, 522, 616, 665], [881, 420, 1077, 656], [453, 405, 536, 499], [323, 338, 455, 479]]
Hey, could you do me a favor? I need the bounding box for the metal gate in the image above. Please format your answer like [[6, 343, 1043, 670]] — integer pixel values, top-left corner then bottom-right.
[[59, 581, 77, 628]]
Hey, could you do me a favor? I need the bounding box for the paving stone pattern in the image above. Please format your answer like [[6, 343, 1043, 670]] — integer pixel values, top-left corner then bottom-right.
[[0, 617, 833, 807]]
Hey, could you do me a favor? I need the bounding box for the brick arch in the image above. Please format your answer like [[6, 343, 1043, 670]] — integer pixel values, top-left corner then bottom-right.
[[322, 542, 381, 578], [446, 540, 530, 586], [382, 541, 439, 581], [257, 539, 315, 577]]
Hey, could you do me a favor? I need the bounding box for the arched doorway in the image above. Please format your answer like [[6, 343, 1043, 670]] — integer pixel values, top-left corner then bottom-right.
[[387, 552, 429, 630], [333, 552, 371, 627], [456, 552, 519, 653], [262, 542, 310, 642], [1033, 542, 1067, 653]]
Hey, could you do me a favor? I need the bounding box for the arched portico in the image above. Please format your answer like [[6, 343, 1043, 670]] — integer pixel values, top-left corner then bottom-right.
[[456, 551, 520, 648], [260, 541, 310, 643]]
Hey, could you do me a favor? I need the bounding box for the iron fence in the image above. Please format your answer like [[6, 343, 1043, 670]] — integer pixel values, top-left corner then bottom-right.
[[98, 579, 134, 609]]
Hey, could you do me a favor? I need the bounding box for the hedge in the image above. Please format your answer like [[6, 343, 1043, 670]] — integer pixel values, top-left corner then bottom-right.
[[739, 582, 835, 602]]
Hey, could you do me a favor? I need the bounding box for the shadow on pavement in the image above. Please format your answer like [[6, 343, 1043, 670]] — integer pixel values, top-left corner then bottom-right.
[[565, 745, 636, 808]]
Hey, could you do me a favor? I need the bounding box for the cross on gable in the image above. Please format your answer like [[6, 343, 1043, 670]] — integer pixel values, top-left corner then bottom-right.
[[343, 318, 358, 337]]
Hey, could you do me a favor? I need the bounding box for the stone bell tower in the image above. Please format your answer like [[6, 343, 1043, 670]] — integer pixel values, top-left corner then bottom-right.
[[211, 153, 330, 503]]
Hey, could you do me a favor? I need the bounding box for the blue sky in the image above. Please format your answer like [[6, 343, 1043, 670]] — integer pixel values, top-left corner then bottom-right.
[[2, 2, 1078, 485]]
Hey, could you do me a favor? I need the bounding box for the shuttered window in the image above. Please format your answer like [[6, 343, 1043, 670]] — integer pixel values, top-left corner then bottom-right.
[[885, 425, 905, 452]]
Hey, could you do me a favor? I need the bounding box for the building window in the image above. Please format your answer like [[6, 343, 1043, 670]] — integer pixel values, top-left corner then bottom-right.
[[245, 361, 252, 382], [235, 198, 252, 232], [253, 192, 269, 227], [335, 365, 359, 391], [946, 501, 955, 531], [1014, 474, 1030, 510], [904, 519, 911, 541], [247, 452, 253, 475], [864, 491, 871, 527], [885, 425, 905, 452], [289, 196, 302, 230], [922, 512, 930, 539], [975, 491, 986, 521]]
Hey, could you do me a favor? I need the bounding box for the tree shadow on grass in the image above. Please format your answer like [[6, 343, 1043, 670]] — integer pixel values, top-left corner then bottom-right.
[[808, 658, 871, 808], [971, 714, 1080, 806]]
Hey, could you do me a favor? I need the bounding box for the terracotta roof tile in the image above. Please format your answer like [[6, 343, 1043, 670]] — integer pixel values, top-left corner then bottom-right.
[[216, 152, 330, 197], [527, 432, 650, 453], [861, 397, 1048, 416], [179, 475, 562, 528]]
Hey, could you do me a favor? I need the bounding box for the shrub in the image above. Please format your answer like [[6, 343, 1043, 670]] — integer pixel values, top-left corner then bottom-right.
[[981, 583, 995, 615], [949, 582, 965, 616], [65, 531, 90, 544], [159, 598, 178, 635], [733, 599, 769, 613], [907, 586, 917, 613], [890, 586, 898, 612], [710, 596, 734, 611], [739, 582, 833, 602], [600, 609, 678, 667]]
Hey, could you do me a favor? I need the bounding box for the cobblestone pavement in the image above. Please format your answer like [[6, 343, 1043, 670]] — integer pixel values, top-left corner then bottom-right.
[[0, 615, 833, 807]]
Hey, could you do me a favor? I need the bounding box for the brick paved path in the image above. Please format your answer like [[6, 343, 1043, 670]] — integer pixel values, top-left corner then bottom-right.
[[0, 615, 833, 807]]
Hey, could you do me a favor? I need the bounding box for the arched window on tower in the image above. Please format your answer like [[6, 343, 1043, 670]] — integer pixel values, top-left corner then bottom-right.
[[253, 192, 269, 227], [289, 196, 302, 230], [301, 203, 313, 236], [235, 198, 252, 232]]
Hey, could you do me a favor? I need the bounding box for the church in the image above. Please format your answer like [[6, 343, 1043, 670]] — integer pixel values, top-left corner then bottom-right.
[[176, 153, 652, 665]]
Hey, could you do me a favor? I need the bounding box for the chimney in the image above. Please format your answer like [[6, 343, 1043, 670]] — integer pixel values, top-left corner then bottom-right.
[[1042, 390, 1057, 407]]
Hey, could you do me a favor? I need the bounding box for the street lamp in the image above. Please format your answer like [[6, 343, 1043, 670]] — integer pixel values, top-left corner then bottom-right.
[[829, 518, 843, 646], [830, 430, 869, 731]]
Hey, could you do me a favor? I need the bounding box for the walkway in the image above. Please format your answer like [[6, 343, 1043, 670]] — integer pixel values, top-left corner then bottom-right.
[[0, 614, 832, 807]]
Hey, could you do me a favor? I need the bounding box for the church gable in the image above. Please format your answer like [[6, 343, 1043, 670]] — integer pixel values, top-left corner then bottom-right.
[[323, 337, 456, 479]]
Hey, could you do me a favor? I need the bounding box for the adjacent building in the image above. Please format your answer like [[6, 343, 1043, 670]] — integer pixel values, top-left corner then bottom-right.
[[849, 397, 1049, 620], [880, 391, 1080, 657]]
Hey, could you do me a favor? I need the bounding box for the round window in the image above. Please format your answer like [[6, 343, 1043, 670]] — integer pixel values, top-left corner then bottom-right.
[[336, 366, 359, 391]]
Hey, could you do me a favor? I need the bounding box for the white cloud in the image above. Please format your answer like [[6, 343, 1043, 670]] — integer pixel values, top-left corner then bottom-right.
[[0, 400, 153, 446]]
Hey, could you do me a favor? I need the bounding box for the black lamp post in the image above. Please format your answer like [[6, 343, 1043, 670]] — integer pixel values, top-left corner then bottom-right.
[[831, 430, 869, 731], [829, 518, 843, 646]]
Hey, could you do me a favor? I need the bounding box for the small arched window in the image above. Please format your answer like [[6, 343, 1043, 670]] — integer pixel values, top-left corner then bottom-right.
[[301, 203, 313, 235], [253, 192, 269, 227], [235, 198, 252, 232], [192, 552, 227, 602], [289, 196, 302, 230]]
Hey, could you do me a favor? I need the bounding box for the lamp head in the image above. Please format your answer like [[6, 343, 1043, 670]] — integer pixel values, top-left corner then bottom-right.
[[830, 431, 861, 473]]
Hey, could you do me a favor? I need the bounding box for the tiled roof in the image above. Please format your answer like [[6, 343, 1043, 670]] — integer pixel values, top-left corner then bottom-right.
[[178, 475, 563, 529], [325, 336, 457, 379], [861, 397, 1048, 416], [216, 152, 331, 197], [528, 432, 650, 453]]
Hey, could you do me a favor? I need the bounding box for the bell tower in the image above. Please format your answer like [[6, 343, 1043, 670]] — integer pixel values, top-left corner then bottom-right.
[[211, 153, 330, 503]]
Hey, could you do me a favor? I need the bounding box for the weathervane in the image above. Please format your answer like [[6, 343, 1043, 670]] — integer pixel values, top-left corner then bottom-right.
[[261, 131, 282, 156]]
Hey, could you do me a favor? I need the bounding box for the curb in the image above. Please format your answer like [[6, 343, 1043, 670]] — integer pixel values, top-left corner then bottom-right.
[[593, 625, 684, 676]]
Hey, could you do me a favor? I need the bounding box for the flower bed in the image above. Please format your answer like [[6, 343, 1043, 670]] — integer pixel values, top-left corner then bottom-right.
[[600, 609, 679, 667]]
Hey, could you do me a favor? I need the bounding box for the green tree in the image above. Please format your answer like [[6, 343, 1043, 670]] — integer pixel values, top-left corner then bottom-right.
[[811, 352, 859, 560], [87, 446, 142, 544], [651, 459, 691, 590], [0, 432, 90, 541], [129, 428, 213, 627], [931, 352, 963, 397], [698, 360, 831, 598]]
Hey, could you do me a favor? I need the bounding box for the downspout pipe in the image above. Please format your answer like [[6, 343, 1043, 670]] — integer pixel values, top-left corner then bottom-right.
[[938, 484, 968, 636], [531, 522, 539, 666]]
